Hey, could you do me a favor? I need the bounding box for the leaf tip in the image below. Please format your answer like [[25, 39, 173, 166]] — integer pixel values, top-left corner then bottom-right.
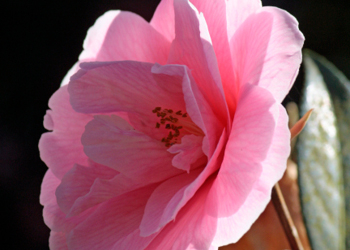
[[290, 109, 313, 139]]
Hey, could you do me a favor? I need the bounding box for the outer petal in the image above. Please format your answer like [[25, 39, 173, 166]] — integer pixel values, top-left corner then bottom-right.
[[207, 83, 279, 219], [40, 170, 61, 208], [61, 10, 171, 86], [211, 105, 290, 246], [60, 11, 120, 86], [226, 0, 262, 39], [152, 0, 255, 114], [67, 185, 158, 250], [168, 0, 229, 124], [80, 11, 170, 64], [49, 231, 68, 250], [61, 62, 80, 86], [140, 169, 200, 236], [150, 0, 175, 42], [81, 115, 184, 182], [41, 170, 97, 233], [230, 7, 304, 102], [39, 86, 92, 179], [112, 229, 157, 250], [259, 105, 291, 182], [189, 0, 236, 113], [78, 11, 120, 61], [66, 173, 144, 218], [55, 164, 117, 215], [145, 177, 218, 250]]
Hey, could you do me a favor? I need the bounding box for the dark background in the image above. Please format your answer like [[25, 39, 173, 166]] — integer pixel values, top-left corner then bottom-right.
[[2, 0, 350, 249]]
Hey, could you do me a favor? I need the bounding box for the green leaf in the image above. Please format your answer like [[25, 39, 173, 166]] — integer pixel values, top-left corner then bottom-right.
[[306, 49, 350, 249], [297, 50, 345, 250]]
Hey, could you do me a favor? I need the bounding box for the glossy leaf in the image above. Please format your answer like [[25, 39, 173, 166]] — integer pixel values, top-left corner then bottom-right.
[[297, 50, 345, 250], [306, 50, 350, 248]]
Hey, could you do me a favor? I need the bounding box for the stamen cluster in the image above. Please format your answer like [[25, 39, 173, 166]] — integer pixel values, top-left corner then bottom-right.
[[152, 107, 188, 147]]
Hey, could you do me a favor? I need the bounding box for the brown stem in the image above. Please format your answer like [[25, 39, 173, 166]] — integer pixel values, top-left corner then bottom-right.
[[272, 183, 304, 250]]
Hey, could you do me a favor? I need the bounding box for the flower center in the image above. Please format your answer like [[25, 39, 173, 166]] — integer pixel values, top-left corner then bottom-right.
[[152, 107, 202, 147]]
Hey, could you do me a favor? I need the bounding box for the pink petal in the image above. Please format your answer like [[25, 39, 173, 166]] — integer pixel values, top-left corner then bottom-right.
[[43, 199, 96, 234], [40, 170, 61, 207], [61, 10, 171, 87], [167, 134, 204, 172], [41, 170, 97, 233], [67, 185, 158, 250], [188, 0, 237, 115], [141, 129, 227, 238], [150, 0, 175, 42], [78, 11, 120, 61], [211, 105, 290, 246], [60, 11, 121, 87], [49, 231, 68, 250], [151, 0, 236, 104], [39, 86, 92, 179], [180, 66, 224, 157], [139, 169, 201, 236], [81, 115, 184, 182], [230, 7, 304, 102], [168, 0, 229, 123], [68, 60, 186, 115], [67, 173, 146, 218], [226, 0, 262, 39], [208, 87, 290, 246], [69, 62, 208, 144], [112, 229, 157, 250], [79, 11, 170, 64], [260, 105, 291, 181], [60, 62, 80, 86], [206, 84, 278, 221], [145, 177, 218, 250], [55, 164, 117, 215]]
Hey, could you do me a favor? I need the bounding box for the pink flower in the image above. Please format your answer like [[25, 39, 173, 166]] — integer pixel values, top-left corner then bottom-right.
[[39, 0, 304, 249]]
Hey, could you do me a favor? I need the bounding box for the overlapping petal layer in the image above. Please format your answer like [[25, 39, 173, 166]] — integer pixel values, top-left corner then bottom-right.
[[40, 0, 304, 249], [39, 86, 92, 179], [229, 6, 304, 102]]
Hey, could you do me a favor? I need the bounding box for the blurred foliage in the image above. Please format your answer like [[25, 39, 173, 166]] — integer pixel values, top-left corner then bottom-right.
[[297, 50, 350, 250]]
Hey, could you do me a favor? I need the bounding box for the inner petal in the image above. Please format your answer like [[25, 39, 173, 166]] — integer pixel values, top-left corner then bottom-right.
[[81, 115, 184, 183], [167, 134, 206, 173]]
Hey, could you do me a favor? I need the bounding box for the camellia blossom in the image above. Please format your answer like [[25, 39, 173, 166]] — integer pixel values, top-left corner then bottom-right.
[[39, 0, 304, 249]]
